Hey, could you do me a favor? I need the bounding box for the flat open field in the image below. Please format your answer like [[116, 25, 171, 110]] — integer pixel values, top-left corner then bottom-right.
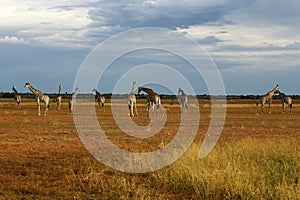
[[0, 98, 299, 199]]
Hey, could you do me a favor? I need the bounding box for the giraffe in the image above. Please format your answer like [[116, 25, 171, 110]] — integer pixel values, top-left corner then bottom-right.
[[69, 88, 79, 113], [56, 85, 62, 110], [128, 81, 138, 116], [92, 88, 105, 111], [12, 85, 21, 110], [256, 84, 279, 114], [178, 88, 188, 113], [138, 86, 162, 115], [24, 82, 50, 116], [278, 91, 292, 114]]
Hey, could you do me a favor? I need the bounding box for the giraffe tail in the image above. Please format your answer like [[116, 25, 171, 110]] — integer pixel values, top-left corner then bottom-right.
[[256, 97, 262, 107], [256, 99, 261, 107]]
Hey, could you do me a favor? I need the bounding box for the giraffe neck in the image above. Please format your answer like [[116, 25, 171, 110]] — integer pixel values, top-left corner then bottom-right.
[[179, 89, 185, 96], [58, 86, 61, 95], [139, 87, 153, 95], [269, 91, 276, 96], [28, 85, 42, 96], [268, 85, 279, 95], [130, 85, 135, 95], [279, 92, 286, 98], [95, 90, 101, 96], [73, 90, 79, 98], [13, 87, 19, 94]]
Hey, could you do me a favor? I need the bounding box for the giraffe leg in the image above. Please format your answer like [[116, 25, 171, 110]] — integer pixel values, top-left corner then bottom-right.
[[180, 103, 183, 113], [268, 103, 271, 114], [36, 97, 41, 115], [130, 103, 134, 116], [147, 102, 150, 116], [134, 102, 138, 116], [38, 103, 41, 116], [160, 104, 164, 116], [45, 103, 49, 116]]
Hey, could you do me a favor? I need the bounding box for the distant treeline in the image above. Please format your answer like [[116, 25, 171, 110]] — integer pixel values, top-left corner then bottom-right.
[[2, 92, 300, 100]]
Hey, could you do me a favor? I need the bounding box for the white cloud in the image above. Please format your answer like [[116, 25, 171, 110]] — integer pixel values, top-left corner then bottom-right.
[[178, 23, 298, 49], [0, 36, 27, 44], [174, 0, 300, 75], [0, 0, 95, 48]]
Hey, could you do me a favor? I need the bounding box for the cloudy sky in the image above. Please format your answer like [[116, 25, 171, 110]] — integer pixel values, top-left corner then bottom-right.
[[0, 0, 299, 95]]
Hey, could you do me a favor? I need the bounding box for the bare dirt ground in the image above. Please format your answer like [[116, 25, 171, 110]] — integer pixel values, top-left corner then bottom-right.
[[0, 98, 299, 199]]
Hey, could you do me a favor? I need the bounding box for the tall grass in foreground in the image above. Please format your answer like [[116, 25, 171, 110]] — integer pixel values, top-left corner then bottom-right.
[[68, 138, 299, 199], [156, 139, 299, 199]]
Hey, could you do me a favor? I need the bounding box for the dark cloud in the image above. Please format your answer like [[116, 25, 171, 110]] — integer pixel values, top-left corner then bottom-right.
[[197, 36, 227, 45], [87, 0, 241, 30], [0, 43, 86, 93], [227, 0, 300, 28], [216, 30, 228, 34], [213, 41, 300, 53]]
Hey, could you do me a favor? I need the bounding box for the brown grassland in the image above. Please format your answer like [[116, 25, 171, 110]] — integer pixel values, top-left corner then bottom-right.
[[0, 98, 299, 199]]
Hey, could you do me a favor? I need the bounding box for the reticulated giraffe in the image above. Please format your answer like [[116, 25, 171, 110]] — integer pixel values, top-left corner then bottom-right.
[[138, 86, 162, 116], [178, 88, 188, 113], [278, 91, 292, 114], [92, 88, 105, 111], [56, 85, 62, 110], [128, 81, 138, 116], [256, 84, 279, 114], [12, 85, 21, 110], [69, 88, 79, 113], [24, 82, 50, 116]]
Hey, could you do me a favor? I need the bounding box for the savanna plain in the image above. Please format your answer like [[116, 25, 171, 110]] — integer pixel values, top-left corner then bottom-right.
[[0, 98, 299, 199]]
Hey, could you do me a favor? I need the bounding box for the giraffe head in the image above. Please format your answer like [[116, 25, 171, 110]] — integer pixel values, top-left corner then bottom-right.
[[92, 88, 96, 92], [138, 87, 142, 94], [12, 85, 16, 90], [24, 82, 30, 88], [178, 88, 182, 94], [132, 82, 137, 92], [276, 90, 282, 95]]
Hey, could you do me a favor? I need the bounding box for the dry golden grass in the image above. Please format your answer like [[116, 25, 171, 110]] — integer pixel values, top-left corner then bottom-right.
[[0, 98, 299, 199]]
